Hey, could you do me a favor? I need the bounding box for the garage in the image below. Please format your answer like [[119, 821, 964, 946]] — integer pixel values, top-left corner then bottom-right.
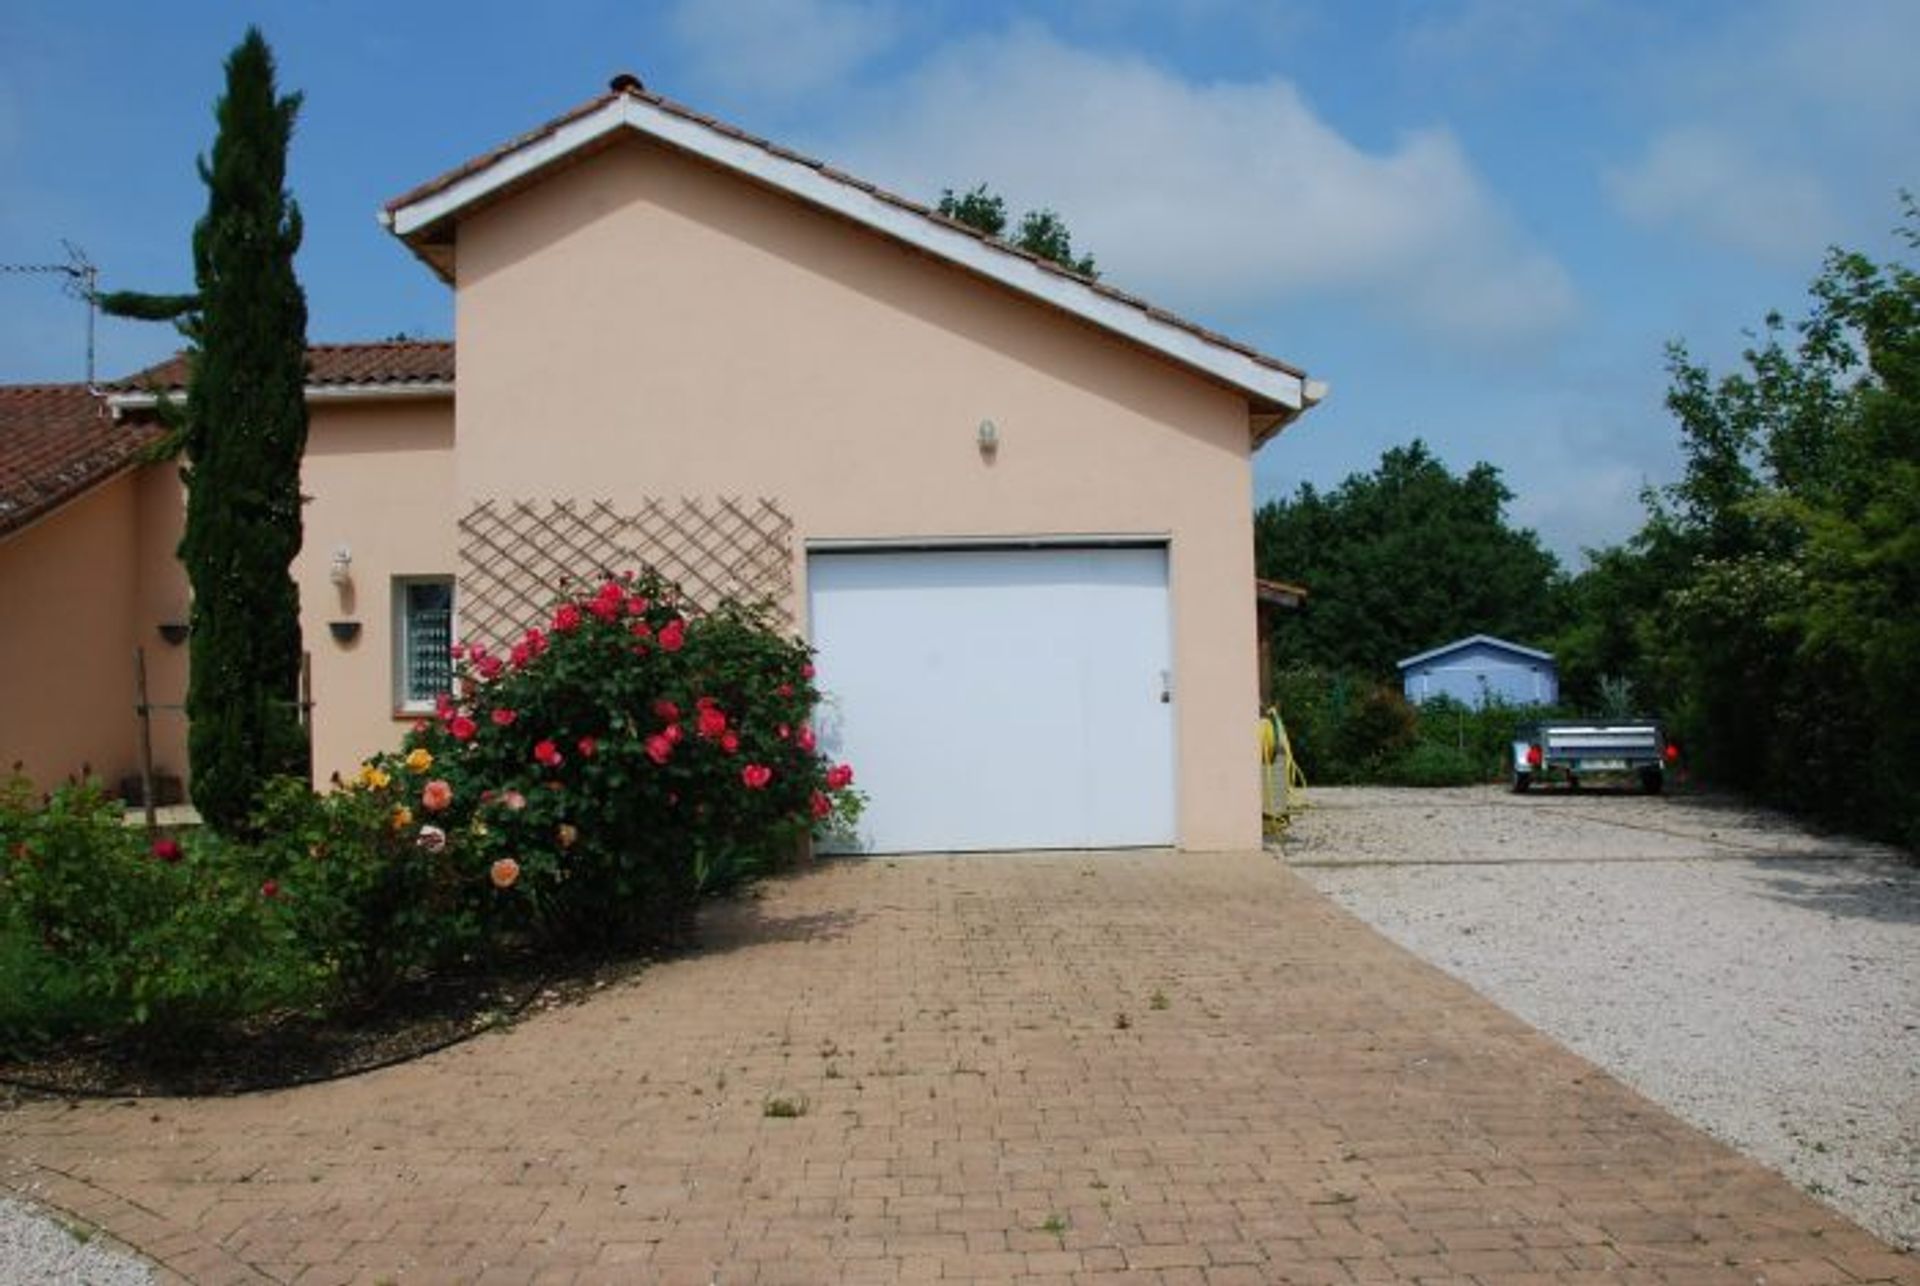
[[807, 545, 1176, 853]]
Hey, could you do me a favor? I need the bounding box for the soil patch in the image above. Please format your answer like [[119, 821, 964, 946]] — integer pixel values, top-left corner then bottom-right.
[[0, 950, 653, 1099]]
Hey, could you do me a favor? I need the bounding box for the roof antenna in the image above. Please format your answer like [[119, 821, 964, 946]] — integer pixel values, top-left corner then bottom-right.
[[1, 242, 101, 389], [609, 71, 644, 94]]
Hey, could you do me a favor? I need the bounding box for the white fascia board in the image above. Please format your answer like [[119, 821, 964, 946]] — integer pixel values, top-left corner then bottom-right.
[[386, 98, 1307, 412], [107, 382, 453, 415], [806, 533, 1171, 553]]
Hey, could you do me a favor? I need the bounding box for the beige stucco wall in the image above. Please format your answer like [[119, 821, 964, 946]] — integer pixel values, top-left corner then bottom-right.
[[295, 398, 457, 784], [0, 473, 146, 792], [451, 137, 1262, 849], [0, 403, 454, 800]]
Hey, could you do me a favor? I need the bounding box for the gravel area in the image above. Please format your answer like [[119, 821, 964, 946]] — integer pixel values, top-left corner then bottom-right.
[[1285, 784, 1920, 1251], [0, 1198, 153, 1285]]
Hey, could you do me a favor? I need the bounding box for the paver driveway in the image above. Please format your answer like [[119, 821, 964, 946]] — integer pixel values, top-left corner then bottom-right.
[[3, 851, 1914, 1285]]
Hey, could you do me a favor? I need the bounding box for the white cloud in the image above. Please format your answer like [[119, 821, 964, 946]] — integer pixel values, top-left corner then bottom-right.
[[670, 0, 900, 97], [832, 29, 1575, 345], [1605, 125, 1841, 262]]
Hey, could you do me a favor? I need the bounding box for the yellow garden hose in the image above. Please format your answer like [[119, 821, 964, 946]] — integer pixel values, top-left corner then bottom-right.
[[1259, 706, 1307, 836]]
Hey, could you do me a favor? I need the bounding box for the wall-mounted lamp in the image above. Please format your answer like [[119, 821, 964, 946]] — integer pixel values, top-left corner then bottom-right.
[[977, 418, 999, 458], [157, 621, 190, 646], [329, 544, 353, 586]]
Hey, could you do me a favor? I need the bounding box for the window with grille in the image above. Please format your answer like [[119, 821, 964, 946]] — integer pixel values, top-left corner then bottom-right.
[[394, 577, 454, 712]]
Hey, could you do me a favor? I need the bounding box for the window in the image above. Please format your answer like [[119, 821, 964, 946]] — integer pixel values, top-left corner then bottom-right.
[[394, 577, 454, 712]]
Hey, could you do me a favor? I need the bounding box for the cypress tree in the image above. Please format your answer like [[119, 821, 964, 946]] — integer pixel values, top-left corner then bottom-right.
[[173, 29, 312, 831]]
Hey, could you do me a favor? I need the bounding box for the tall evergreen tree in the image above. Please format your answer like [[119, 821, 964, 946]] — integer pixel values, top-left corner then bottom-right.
[[104, 29, 310, 831]]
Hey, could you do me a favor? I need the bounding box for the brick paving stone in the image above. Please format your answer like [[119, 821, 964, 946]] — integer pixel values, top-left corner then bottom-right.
[[2, 851, 1914, 1283]]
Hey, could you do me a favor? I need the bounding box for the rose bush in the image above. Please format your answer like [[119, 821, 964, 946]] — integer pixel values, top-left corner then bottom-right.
[[364, 571, 858, 953], [0, 773, 320, 1044]]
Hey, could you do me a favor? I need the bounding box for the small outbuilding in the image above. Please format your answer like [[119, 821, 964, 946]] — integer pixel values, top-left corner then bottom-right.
[[1397, 634, 1557, 709]]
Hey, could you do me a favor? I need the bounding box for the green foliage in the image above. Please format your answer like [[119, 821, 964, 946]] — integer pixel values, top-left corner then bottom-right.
[[109, 28, 312, 832], [936, 184, 1008, 237], [937, 182, 1099, 277], [1256, 441, 1564, 679], [1561, 197, 1920, 846], [247, 776, 488, 1002], [0, 774, 319, 1048], [1271, 668, 1549, 786]]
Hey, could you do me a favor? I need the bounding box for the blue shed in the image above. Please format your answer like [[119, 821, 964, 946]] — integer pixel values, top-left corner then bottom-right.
[[1397, 634, 1557, 709]]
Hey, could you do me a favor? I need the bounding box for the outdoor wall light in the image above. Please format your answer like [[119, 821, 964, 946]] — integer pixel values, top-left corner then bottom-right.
[[329, 544, 353, 586], [157, 622, 190, 646], [977, 419, 999, 457]]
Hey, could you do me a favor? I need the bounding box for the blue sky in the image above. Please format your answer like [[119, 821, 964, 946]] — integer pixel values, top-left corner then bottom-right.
[[3, 1, 1913, 563]]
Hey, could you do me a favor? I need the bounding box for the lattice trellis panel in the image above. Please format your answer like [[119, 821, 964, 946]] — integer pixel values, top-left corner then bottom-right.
[[456, 497, 794, 650]]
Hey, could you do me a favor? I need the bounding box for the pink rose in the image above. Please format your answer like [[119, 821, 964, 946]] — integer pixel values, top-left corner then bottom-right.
[[475, 654, 505, 681], [801, 663, 815, 679], [776, 683, 793, 698], [491, 708, 518, 727], [663, 722, 683, 744], [797, 726, 817, 752], [777, 724, 790, 740], [576, 735, 597, 758], [696, 706, 728, 739], [151, 837, 183, 863], [721, 731, 740, 754], [260, 879, 281, 899], [826, 763, 854, 790], [421, 779, 453, 812], [533, 740, 564, 768], [645, 734, 673, 765], [502, 789, 527, 812], [741, 764, 773, 790], [630, 620, 653, 640], [810, 791, 832, 820], [553, 603, 582, 633], [626, 594, 649, 616], [653, 699, 680, 722], [449, 715, 478, 742], [658, 619, 686, 652]]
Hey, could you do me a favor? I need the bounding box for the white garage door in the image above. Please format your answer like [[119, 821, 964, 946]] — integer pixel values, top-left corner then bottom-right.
[[808, 545, 1175, 853]]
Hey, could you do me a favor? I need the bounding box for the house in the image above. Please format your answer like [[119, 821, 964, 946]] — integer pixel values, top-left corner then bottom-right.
[[0, 74, 1323, 852], [1397, 634, 1557, 709]]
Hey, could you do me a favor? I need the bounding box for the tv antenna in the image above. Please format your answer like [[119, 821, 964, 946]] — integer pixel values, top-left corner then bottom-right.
[[2, 241, 101, 387]]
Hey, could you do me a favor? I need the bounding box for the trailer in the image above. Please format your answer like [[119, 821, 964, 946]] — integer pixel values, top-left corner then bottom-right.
[[1512, 720, 1677, 793]]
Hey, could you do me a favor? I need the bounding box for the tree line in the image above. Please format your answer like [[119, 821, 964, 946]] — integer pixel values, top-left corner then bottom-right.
[[1258, 204, 1920, 847]]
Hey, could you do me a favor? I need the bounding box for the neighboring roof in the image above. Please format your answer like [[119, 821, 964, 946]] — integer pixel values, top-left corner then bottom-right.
[[0, 384, 162, 537], [1397, 634, 1556, 670], [113, 340, 455, 396], [383, 76, 1324, 439], [1255, 577, 1308, 610]]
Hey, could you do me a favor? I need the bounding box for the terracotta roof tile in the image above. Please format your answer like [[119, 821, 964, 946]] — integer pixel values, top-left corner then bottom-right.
[[0, 385, 162, 536], [115, 340, 455, 392], [385, 82, 1307, 386]]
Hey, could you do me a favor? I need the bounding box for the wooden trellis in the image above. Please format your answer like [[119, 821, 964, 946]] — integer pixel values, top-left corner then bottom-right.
[[456, 497, 794, 650]]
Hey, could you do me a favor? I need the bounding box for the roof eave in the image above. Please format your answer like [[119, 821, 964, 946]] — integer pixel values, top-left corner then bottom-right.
[[384, 93, 1318, 421], [108, 381, 455, 415]]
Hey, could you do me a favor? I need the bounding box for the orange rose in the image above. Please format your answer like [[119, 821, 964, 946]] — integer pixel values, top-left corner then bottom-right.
[[490, 857, 521, 889]]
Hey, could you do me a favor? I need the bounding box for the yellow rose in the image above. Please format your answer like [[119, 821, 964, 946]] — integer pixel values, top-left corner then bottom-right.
[[391, 805, 414, 831], [356, 763, 392, 790], [404, 747, 434, 775]]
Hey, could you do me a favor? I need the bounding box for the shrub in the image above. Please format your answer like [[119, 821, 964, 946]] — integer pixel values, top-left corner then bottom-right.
[[247, 776, 490, 1003], [0, 774, 319, 1046], [372, 572, 859, 953], [1387, 742, 1482, 787]]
